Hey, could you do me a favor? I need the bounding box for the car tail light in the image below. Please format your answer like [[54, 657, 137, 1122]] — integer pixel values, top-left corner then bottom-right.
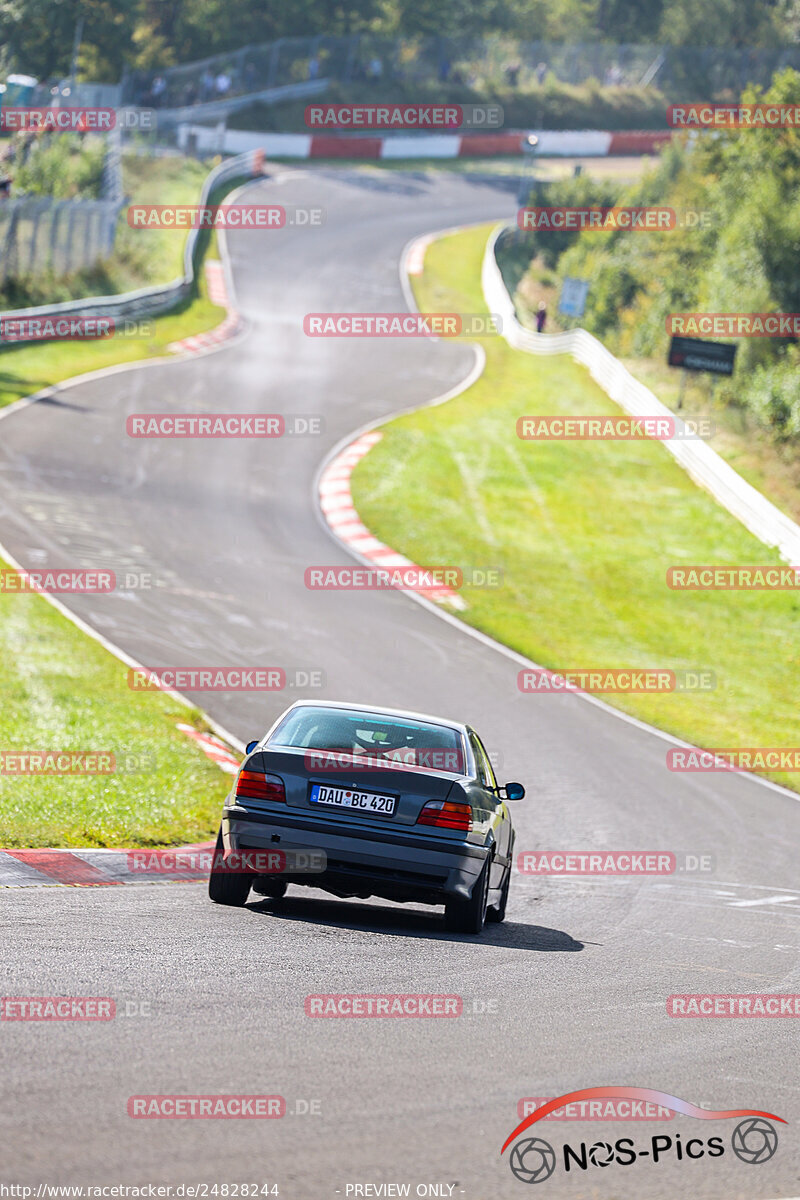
[[235, 770, 285, 804], [416, 800, 471, 831]]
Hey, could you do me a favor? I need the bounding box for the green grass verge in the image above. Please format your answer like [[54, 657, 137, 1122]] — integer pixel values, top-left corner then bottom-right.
[[349, 223, 800, 790], [0, 557, 233, 847], [515, 256, 800, 529], [0, 158, 247, 844], [0, 287, 224, 409]]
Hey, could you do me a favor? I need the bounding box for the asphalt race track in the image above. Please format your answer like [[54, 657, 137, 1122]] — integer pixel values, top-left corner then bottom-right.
[[1, 167, 799, 1198]]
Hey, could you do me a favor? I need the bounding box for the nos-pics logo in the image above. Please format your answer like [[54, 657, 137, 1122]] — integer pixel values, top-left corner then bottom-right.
[[501, 1088, 783, 1184]]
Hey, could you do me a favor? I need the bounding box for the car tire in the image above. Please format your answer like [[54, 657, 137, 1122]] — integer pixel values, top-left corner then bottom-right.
[[252, 879, 288, 900], [208, 829, 252, 907], [486, 863, 510, 923], [444, 860, 489, 934]]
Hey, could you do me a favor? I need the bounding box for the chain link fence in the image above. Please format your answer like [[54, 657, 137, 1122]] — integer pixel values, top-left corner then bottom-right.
[[0, 127, 124, 285], [0, 149, 263, 342], [124, 36, 800, 110], [0, 197, 120, 283]]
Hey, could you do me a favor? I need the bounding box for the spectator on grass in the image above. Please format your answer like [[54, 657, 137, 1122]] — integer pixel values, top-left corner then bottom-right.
[[367, 56, 383, 81], [308, 55, 321, 80], [505, 62, 521, 87], [215, 70, 232, 96], [535, 62, 547, 85], [536, 300, 547, 333]]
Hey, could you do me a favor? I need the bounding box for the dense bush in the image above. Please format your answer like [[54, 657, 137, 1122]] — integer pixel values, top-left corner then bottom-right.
[[516, 69, 800, 442], [13, 134, 106, 200]]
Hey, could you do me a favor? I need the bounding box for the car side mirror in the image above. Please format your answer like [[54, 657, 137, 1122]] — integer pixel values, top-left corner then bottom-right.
[[245, 740, 259, 755], [503, 782, 525, 800]]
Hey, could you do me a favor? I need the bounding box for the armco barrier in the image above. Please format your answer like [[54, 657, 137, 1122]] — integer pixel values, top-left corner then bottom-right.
[[0, 149, 265, 346], [158, 78, 328, 130], [482, 225, 800, 563]]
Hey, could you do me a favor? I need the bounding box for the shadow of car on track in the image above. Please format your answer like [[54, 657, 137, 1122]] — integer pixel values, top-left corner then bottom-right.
[[35, 394, 93, 412], [244, 894, 584, 951]]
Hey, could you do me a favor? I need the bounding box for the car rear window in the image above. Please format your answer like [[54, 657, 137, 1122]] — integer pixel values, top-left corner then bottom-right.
[[268, 707, 465, 773]]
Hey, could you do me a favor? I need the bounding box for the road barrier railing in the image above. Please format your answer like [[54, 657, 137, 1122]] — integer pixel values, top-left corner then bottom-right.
[[482, 223, 800, 563], [0, 149, 264, 344]]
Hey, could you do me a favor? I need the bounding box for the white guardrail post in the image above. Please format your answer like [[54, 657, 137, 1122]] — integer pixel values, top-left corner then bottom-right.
[[482, 223, 800, 563], [0, 149, 264, 340]]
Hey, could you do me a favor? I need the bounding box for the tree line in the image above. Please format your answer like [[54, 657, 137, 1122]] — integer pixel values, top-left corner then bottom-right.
[[0, 0, 797, 84]]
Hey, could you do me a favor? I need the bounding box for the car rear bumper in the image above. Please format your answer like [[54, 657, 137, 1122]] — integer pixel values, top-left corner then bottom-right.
[[222, 804, 488, 903]]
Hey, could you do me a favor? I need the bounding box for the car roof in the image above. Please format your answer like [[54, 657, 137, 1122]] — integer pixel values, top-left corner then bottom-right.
[[271, 699, 468, 737]]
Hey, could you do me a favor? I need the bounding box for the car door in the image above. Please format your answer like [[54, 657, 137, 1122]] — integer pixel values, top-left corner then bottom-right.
[[468, 730, 511, 890]]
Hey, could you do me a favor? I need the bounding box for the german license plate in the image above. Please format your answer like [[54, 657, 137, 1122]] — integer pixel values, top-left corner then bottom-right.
[[309, 783, 397, 817]]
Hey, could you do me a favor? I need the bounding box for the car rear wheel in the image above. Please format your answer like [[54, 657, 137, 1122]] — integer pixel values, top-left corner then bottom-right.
[[486, 863, 510, 923], [444, 860, 489, 934], [208, 829, 252, 906]]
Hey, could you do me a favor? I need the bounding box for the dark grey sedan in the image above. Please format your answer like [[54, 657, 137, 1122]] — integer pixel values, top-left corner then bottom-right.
[[209, 700, 524, 934]]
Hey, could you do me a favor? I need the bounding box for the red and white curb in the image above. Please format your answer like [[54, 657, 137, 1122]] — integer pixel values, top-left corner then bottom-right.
[[405, 235, 432, 276], [167, 260, 243, 355], [177, 723, 240, 775], [0, 726, 242, 888], [318, 431, 465, 610], [181, 127, 674, 160], [0, 841, 218, 889]]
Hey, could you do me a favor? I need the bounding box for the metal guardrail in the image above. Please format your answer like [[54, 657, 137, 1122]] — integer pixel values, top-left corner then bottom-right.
[[155, 78, 328, 128], [0, 149, 264, 342], [482, 224, 800, 563]]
